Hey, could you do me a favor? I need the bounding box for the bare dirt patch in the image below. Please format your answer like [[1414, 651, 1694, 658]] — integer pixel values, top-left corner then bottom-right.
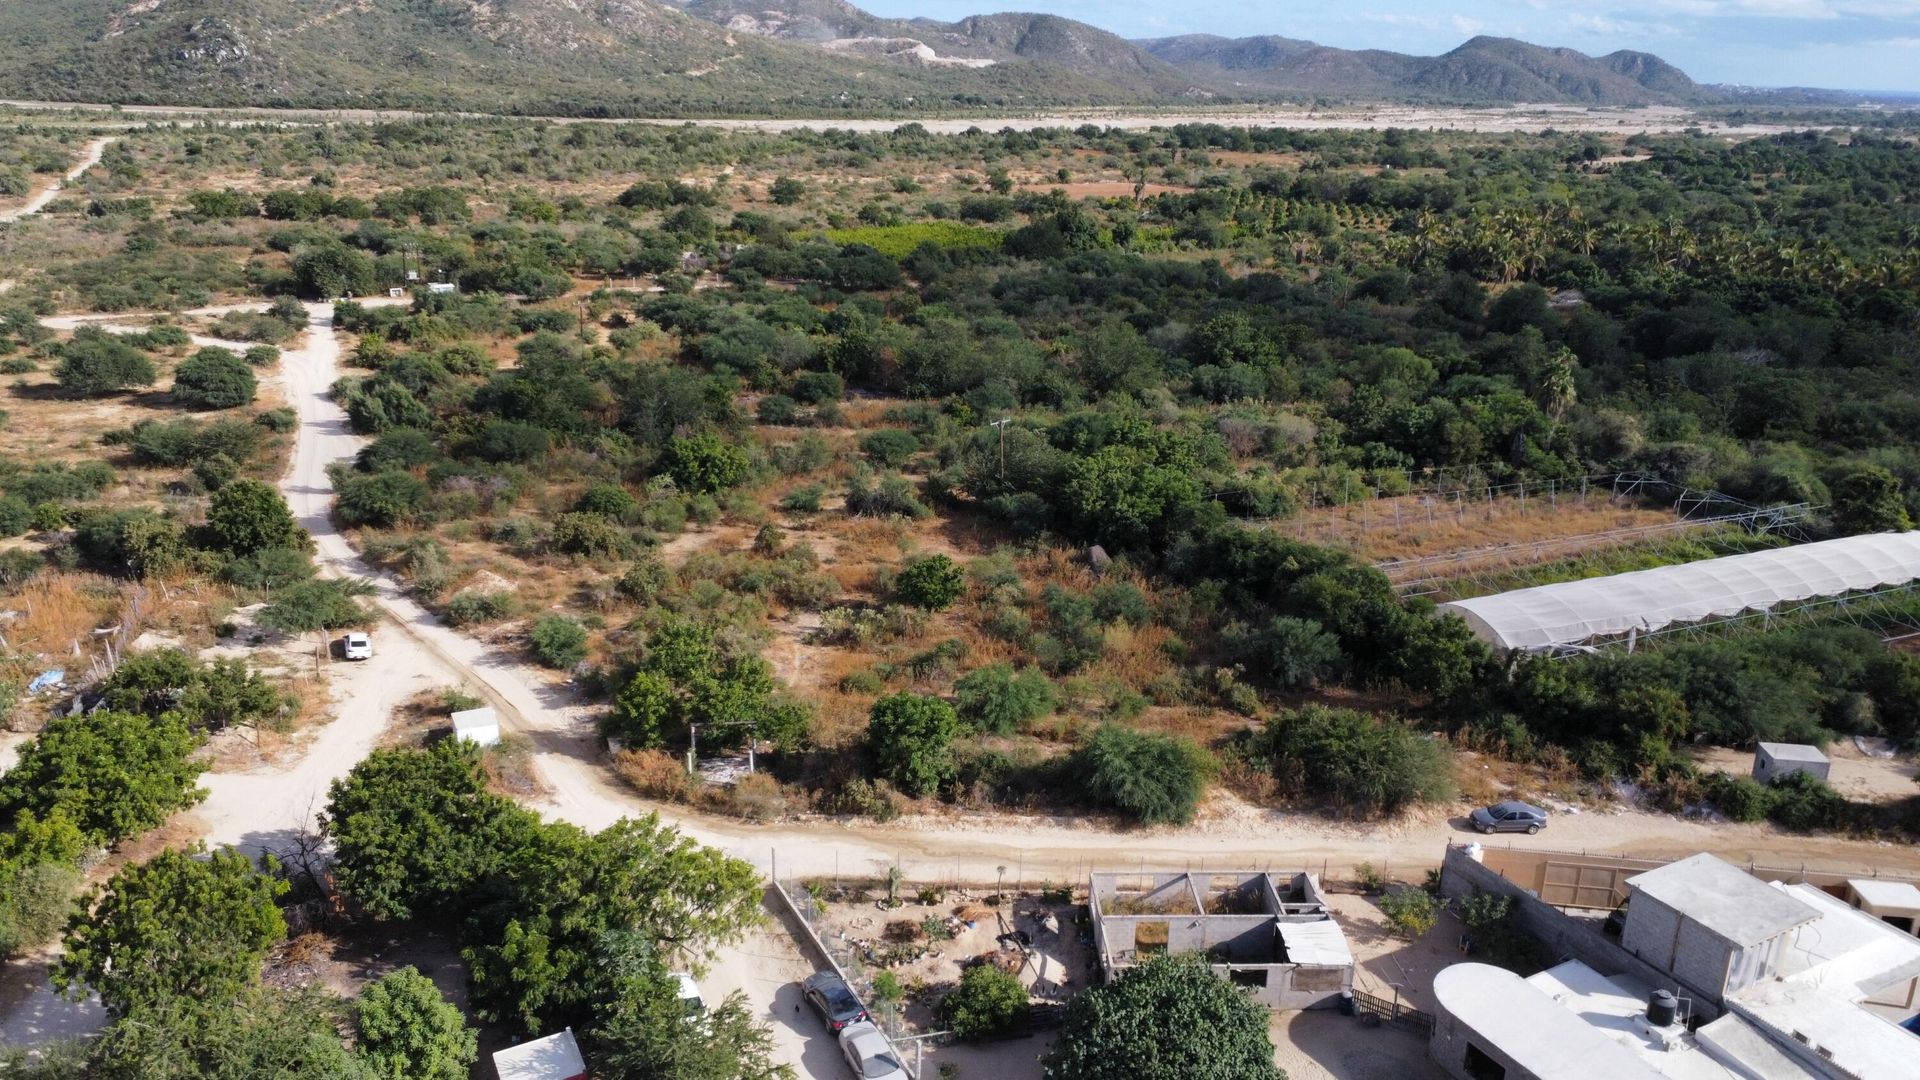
[[1286, 488, 1681, 566], [1691, 740, 1920, 803]]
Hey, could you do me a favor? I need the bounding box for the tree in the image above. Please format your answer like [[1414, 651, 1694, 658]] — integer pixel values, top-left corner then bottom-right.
[[54, 331, 156, 397], [530, 615, 589, 668], [322, 741, 537, 921], [172, 348, 258, 408], [203, 478, 300, 555], [585, 930, 791, 1080], [337, 469, 429, 527], [940, 963, 1029, 1040], [258, 578, 374, 635], [0, 710, 204, 844], [1832, 466, 1913, 534], [606, 671, 675, 750], [1042, 953, 1281, 1080], [1235, 616, 1344, 690], [768, 176, 806, 206], [354, 967, 478, 1080], [866, 693, 958, 799], [953, 663, 1056, 734], [1378, 886, 1438, 940], [1069, 725, 1210, 826], [859, 428, 921, 468], [56, 846, 287, 1020], [292, 241, 376, 299], [1248, 706, 1456, 817], [664, 434, 749, 493], [87, 985, 373, 1080], [465, 816, 762, 1033], [894, 554, 965, 611]]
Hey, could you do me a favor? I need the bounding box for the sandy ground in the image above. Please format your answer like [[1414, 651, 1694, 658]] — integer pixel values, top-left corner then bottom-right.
[[1692, 740, 1920, 803], [0, 101, 1819, 137], [0, 729, 27, 774], [1273, 1009, 1437, 1080], [0, 136, 112, 223]]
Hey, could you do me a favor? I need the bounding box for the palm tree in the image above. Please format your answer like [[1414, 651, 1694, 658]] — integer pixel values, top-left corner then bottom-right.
[[1536, 347, 1579, 424]]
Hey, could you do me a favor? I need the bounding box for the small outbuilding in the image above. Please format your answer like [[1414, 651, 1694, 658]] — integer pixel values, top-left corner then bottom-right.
[[452, 706, 501, 747], [492, 1027, 586, 1080], [1845, 878, 1920, 936], [1752, 742, 1829, 785]]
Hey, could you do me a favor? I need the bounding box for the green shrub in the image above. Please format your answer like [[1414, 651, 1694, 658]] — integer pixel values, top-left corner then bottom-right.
[[336, 470, 428, 527], [549, 512, 631, 559], [574, 484, 638, 518], [954, 664, 1056, 734], [1247, 706, 1455, 817], [779, 484, 824, 513], [756, 395, 800, 425], [847, 473, 929, 519], [529, 615, 588, 669], [867, 693, 959, 799], [55, 330, 156, 397], [895, 554, 965, 611], [172, 348, 258, 409], [859, 428, 921, 468], [0, 496, 30, 537], [1379, 886, 1438, 939], [1069, 725, 1211, 825], [941, 964, 1028, 1039], [445, 591, 514, 627], [663, 433, 749, 493]]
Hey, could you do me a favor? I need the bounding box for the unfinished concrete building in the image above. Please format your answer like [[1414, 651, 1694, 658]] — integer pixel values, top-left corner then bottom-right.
[[1089, 870, 1353, 1010]]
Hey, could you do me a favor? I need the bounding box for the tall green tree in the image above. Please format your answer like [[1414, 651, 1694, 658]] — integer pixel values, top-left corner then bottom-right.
[[353, 967, 478, 1080], [585, 930, 791, 1080], [0, 710, 204, 844], [866, 693, 958, 798], [1042, 954, 1282, 1080], [56, 846, 287, 1020], [203, 478, 301, 555], [322, 741, 537, 921]]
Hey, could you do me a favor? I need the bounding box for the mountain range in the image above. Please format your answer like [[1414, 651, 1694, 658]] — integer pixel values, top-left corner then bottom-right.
[[0, 0, 1720, 114]]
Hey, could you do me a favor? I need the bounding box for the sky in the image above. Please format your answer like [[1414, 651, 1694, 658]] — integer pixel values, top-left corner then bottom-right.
[[860, 0, 1920, 92]]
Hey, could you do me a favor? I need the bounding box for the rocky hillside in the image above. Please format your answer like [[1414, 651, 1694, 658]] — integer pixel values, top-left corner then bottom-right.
[[1137, 32, 1716, 104], [0, 0, 1159, 113], [0, 0, 1715, 112]]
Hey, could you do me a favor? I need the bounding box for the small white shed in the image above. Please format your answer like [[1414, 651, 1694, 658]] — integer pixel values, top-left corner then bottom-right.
[[452, 706, 500, 747], [1752, 742, 1829, 784], [1846, 879, 1920, 936]]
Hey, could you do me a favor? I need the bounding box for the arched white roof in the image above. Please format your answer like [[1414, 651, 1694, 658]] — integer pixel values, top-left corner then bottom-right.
[[1436, 531, 1920, 652]]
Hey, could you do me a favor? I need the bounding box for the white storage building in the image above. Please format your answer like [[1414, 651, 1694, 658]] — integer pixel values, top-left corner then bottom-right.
[[1437, 531, 1920, 653]]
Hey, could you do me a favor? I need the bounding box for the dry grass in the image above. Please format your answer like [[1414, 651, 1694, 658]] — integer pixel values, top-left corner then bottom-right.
[[5, 572, 119, 660], [1285, 490, 1680, 564]]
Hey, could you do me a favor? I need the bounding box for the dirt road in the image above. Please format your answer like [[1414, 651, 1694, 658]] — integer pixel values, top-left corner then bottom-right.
[[0, 136, 113, 223]]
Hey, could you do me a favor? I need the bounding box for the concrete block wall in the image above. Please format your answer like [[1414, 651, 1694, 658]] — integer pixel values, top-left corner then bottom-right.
[[1440, 847, 1724, 1020], [1619, 894, 1737, 1002]]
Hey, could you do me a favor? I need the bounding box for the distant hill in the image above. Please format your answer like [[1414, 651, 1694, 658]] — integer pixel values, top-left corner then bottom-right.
[[673, 2, 1206, 97], [1137, 32, 1717, 105], [0, 0, 1167, 113], [0, 0, 1717, 113]]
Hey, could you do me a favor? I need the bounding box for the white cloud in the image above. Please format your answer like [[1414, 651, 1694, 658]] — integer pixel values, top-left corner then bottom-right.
[[1450, 14, 1487, 34]]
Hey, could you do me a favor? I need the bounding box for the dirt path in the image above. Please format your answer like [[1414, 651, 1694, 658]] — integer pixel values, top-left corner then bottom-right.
[[0, 136, 113, 223]]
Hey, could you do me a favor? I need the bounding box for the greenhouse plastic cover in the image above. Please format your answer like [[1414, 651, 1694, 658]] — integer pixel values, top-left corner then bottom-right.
[[1436, 531, 1920, 652]]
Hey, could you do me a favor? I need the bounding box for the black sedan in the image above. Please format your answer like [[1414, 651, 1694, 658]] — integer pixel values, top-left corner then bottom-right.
[[802, 971, 869, 1032]]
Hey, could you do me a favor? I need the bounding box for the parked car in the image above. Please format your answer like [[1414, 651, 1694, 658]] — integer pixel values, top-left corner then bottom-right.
[[671, 972, 705, 1016], [1469, 801, 1548, 835], [341, 632, 373, 660], [801, 971, 868, 1032], [836, 1021, 907, 1080]]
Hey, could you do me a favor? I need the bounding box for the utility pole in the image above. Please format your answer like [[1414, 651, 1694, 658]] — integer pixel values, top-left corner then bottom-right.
[[686, 723, 701, 776], [990, 417, 1012, 483]]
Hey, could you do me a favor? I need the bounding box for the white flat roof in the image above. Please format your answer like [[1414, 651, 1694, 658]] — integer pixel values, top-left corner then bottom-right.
[[1757, 742, 1828, 763], [1626, 854, 1819, 946], [1524, 961, 1741, 1080], [1276, 920, 1352, 967], [1435, 963, 1667, 1080], [492, 1029, 586, 1080], [1728, 883, 1920, 1080], [1847, 878, 1920, 910], [452, 706, 498, 732]]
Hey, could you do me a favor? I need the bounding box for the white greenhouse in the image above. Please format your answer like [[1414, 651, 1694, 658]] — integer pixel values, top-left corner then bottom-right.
[[1437, 531, 1920, 653]]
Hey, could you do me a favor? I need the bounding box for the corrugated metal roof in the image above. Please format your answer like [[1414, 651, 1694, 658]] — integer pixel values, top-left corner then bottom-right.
[[1277, 919, 1353, 967]]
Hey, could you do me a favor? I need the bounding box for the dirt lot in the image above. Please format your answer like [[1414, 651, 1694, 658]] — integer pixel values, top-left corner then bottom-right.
[[1692, 739, 1920, 803], [1286, 488, 1679, 565]]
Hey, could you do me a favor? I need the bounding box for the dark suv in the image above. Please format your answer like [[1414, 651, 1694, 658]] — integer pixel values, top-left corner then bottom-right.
[[1469, 801, 1549, 835], [802, 972, 869, 1032]]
